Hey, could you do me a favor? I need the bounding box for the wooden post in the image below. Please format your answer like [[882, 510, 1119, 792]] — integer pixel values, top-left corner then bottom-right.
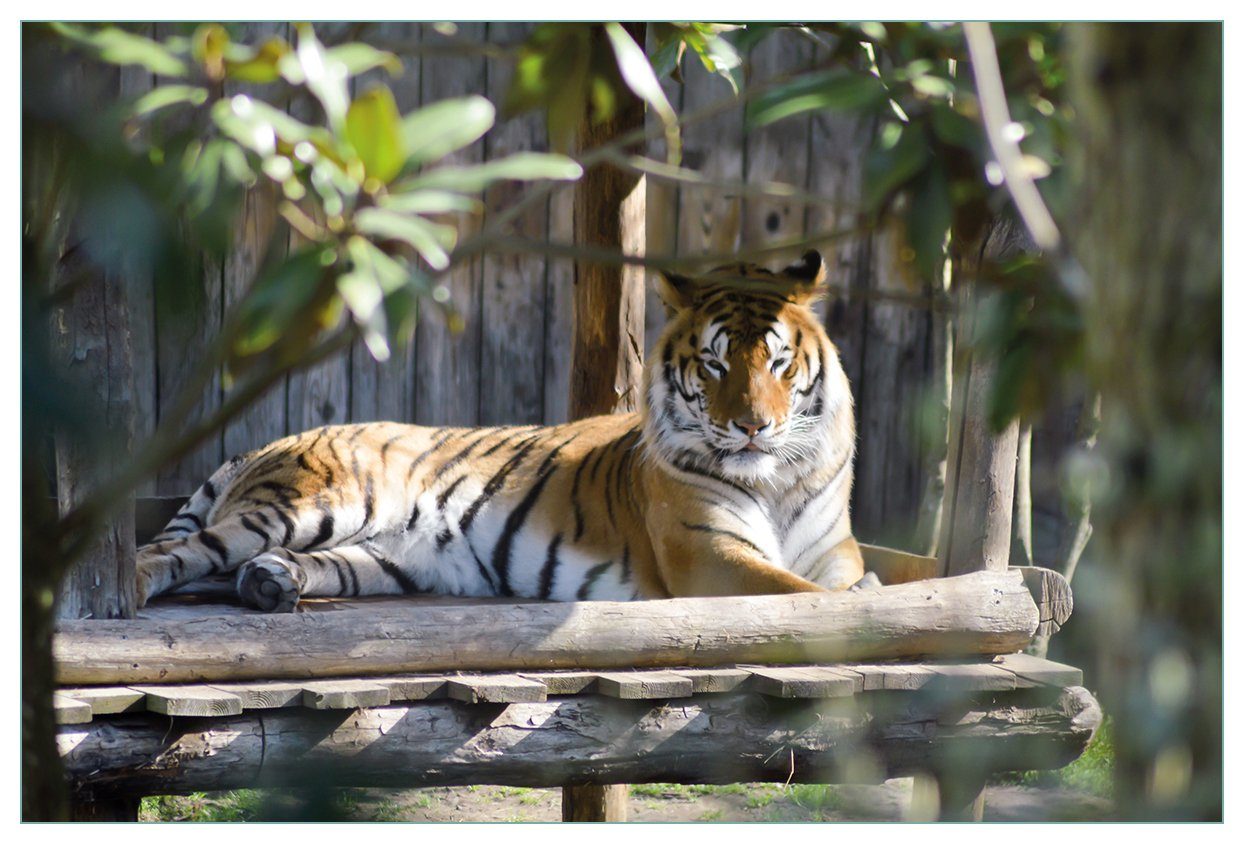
[[562, 22, 647, 822], [568, 24, 647, 421], [937, 219, 1028, 577]]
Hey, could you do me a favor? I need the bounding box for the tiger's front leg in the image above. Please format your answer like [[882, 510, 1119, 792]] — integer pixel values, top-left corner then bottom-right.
[[236, 540, 417, 612]]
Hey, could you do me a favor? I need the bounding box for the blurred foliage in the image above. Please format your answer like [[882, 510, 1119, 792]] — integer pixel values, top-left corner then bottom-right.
[[35, 22, 582, 382], [735, 22, 1076, 430]]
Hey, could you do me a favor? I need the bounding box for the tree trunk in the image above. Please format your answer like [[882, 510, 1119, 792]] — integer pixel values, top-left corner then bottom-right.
[[1067, 21, 1221, 820], [568, 24, 647, 421]]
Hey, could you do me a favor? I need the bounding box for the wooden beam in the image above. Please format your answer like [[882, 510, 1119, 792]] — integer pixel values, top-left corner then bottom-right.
[[563, 785, 628, 822], [54, 570, 1041, 685], [58, 686, 1101, 800]]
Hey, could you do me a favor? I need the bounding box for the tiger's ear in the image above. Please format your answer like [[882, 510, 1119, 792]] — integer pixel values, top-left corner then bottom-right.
[[655, 270, 698, 316], [783, 250, 828, 305]]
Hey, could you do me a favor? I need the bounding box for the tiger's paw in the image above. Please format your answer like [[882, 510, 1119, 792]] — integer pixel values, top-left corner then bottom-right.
[[848, 571, 883, 592], [237, 554, 302, 613]]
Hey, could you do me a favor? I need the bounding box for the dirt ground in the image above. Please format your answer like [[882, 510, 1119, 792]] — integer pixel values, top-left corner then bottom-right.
[[144, 781, 1112, 823]]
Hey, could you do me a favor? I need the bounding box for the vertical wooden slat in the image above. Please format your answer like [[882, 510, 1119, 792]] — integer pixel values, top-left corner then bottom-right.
[[117, 29, 157, 497], [853, 220, 933, 549], [479, 22, 548, 426], [542, 186, 574, 425], [349, 23, 422, 425], [641, 28, 683, 352], [285, 24, 354, 435], [413, 22, 487, 427], [563, 784, 628, 822], [222, 22, 289, 456], [675, 48, 744, 259], [741, 29, 812, 265]]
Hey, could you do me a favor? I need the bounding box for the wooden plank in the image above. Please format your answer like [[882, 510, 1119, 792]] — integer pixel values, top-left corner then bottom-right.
[[53, 694, 92, 725], [413, 22, 487, 426], [542, 185, 575, 424], [747, 666, 858, 698], [668, 667, 751, 693], [641, 25, 683, 352], [861, 543, 938, 585], [854, 217, 934, 549], [349, 22, 422, 426], [992, 653, 1083, 688], [59, 687, 145, 716], [133, 685, 243, 717], [374, 675, 449, 701], [209, 681, 304, 709], [676, 41, 744, 259], [221, 22, 289, 457], [153, 24, 225, 494], [741, 28, 813, 265], [118, 30, 157, 497], [56, 570, 1043, 685], [595, 671, 693, 700], [301, 679, 391, 710], [446, 674, 547, 704], [925, 662, 1018, 692], [518, 671, 600, 696], [479, 21, 548, 426]]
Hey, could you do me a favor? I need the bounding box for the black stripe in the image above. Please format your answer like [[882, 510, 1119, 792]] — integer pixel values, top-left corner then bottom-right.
[[457, 435, 542, 537], [271, 506, 296, 546], [305, 511, 335, 551], [405, 502, 421, 531], [492, 465, 559, 596], [537, 533, 564, 600], [436, 475, 468, 509], [405, 428, 455, 481], [171, 511, 204, 529], [570, 449, 592, 542], [577, 561, 613, 600], [364, 544, 420, 595], [199, 530, 229, 570], [202, 480, 217, 501], [681, 521, 768, 559], [240, 514, 269, 543]]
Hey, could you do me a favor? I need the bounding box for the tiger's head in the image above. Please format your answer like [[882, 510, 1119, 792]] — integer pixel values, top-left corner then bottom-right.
[[643, 251, 852, 484]]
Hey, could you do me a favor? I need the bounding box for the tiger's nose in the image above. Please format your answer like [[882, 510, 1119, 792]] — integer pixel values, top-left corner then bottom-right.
[[732, 417, 771, 438]]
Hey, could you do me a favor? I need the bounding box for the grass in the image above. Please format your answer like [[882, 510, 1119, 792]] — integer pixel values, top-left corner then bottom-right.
[[993, 717, 1115, 799]]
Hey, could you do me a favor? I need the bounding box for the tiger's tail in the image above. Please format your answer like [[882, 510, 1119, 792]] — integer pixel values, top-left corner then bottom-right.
[[148, 453, 249, 543]]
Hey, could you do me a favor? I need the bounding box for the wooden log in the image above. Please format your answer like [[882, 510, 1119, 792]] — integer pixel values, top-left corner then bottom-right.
[[54, 570, 1041, 685], [1014, 565, 1074, 639], [563, 785, 628, 822], [58, 686, 1101, 799]]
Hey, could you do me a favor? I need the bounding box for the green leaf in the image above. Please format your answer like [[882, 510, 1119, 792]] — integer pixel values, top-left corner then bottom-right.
[[225, 37, 290, 84], [930, 103, 982, 151], [379, 190, 483, 215], [401, 96, 495, 166], [747, 70, 889, 128], [212, 96, 323, 155], [905, 163, 953, 279], [233, 246, 332, 357], [863, 124, 930, 211], [400, 152, 582, 193], [345, 86, 407, 185], [292, 24, 349, 132], [52, 23, 188, 77], [605, 23, 681, 165], [326, 43, 403, 78], [355, 208, 455, 270], [131, 85, 208, 117]]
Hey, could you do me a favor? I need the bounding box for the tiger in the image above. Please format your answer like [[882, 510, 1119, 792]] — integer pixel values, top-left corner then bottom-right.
[[135, 250, 866, 611]]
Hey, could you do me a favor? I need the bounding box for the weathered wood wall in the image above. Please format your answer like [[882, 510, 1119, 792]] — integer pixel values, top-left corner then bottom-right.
[[125, 25, 950, 552]]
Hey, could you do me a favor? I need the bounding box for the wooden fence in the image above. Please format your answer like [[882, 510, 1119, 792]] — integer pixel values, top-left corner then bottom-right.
[[124, 24, 974, 552]]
